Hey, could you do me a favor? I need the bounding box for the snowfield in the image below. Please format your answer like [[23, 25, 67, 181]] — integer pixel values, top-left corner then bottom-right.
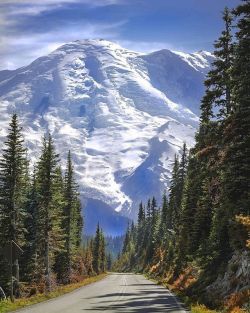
[[0, 39, 213, 234]]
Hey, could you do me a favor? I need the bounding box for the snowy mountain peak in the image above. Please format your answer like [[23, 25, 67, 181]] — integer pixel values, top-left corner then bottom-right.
[[173, 50, 214, 72], [0, 40, 213, 234], [50, 39, 140, 59]]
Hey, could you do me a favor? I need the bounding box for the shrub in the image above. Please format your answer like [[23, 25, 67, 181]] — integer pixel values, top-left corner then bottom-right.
[[224, 290, 250, 312], [191, 304, 218, 313]]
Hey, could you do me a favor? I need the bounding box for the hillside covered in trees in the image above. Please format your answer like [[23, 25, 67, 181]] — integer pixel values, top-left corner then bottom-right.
[[115, 2, 250, 311], [0, 114, 107, 301]]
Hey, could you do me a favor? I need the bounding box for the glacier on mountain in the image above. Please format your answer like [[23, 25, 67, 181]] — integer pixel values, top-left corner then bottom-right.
[[0, 39, 213, 234]]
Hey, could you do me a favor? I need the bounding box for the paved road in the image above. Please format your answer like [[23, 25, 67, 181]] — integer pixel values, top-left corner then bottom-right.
[[16, 273, 186, 313]]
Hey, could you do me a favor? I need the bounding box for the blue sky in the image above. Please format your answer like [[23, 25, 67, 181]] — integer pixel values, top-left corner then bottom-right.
[[0, 0, 241, 70]]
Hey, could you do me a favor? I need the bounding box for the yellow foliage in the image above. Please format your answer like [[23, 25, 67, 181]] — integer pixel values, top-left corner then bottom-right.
[[236, 215, 250, 248], [171, 266, 199, 291], [191, 304, 246, 313], [149, 248, 164, 274], [236, 215, 250, 228], [191, 304, 217, 313], [230, 307, 246, 313], [224, 290, 250, 312]]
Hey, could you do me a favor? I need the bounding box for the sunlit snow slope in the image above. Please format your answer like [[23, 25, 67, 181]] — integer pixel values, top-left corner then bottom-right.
[[0, 39, 213, 235]]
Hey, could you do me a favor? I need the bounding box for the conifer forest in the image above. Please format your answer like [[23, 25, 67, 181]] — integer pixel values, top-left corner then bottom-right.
[[0, 114, 107, 300], [0, 0, 249, 312]]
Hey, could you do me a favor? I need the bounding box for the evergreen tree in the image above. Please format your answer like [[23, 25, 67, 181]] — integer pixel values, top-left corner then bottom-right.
[[168, 155, 179, 230], [0, 118, 86, 293], [143, 199, 152, 262], [151, 197, 157, 225], [160, 192, 168, 234], [201, 7, 234, 122], [84, 239, 94, 276], [136, 202, 145, 254], [138, 202, 145, 224], [51, 167, 67, 283], [35, 135, 60, 291], [157, 192, 169, 260], [59, 151, 83, 283], [144, 197, 158, 264], [193, 7, 235, 268], [0, 114, 28, 296], [21, 170, 38, 283], [178, 143, 188, 190], [146, 199, 151, 220], [100, 230, 106, 273], [122, 224, 131, 254], [92, 223, 101, 274], [106, 253, 112, 271], [169, 144, 188, 235], [222, 0, 250, 244], [178, 154, 202, 257], [202, 1, 250, 264]]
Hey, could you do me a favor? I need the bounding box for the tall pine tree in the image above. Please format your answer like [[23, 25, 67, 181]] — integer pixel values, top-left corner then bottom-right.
[[35, 135, 60, 291], [60, 151, 83, 283], [0, 114, 28, 296]]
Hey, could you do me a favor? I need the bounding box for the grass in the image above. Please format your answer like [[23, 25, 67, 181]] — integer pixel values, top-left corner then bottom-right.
[[190, 304, 247, 313], [191, 304, 220, 313], [0, 273, 107, 313]]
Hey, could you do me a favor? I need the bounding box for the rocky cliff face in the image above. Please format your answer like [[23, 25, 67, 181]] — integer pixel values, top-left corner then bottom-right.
[[206, 250, 250, 309]]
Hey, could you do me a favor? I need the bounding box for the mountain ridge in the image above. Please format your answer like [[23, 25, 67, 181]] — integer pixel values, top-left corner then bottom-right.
[[0, 39, 213, 235]]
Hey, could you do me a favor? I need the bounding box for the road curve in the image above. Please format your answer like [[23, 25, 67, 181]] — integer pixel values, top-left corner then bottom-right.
[[16, 273, 186, 313]]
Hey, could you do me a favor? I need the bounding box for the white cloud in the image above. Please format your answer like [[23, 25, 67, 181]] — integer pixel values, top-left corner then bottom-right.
[[0, 0, 118, 3], [0, 0, 84, 5], [0, 0, 122, 24], [7, 4, 62, 16], [0, 0, 80, 17], [0, 0, 127, 70], [0, 20, 127, 70], [0, 0, 121, 10], [0, 0, 173, 70], [118, 40, 174, 53]]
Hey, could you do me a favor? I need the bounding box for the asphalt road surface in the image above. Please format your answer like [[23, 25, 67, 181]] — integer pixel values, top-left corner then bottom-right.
[[16, 273, 186, 313]]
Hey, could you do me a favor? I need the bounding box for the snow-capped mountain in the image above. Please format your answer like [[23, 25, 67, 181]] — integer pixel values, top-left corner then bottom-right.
[[0, 39, 213, 235]]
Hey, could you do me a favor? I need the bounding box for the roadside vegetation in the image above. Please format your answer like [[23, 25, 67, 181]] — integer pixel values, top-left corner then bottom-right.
[[0, 115, 107, 304], [0, 274, 107, 313]]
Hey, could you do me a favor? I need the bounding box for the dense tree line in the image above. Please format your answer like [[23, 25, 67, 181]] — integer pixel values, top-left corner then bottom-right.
[[83, 234, 123, 272], [105, 235, 124, 258], [82, 224, 107, 276], [115, 1, 249, 306], [0, 114, 106, 298]]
